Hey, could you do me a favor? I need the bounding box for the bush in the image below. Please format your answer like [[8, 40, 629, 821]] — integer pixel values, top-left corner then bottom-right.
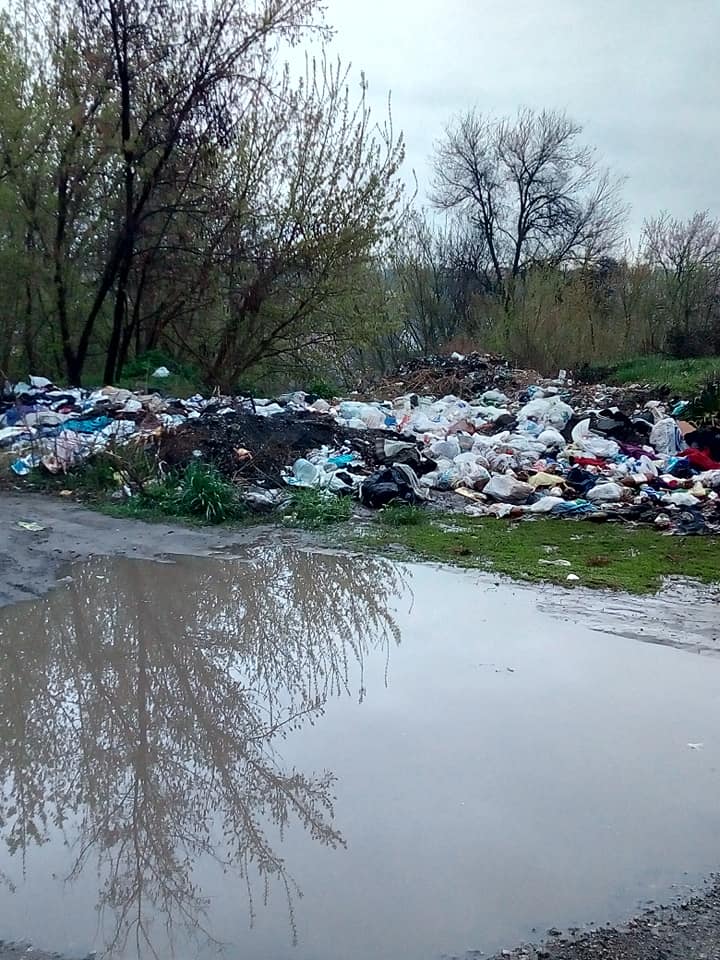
[[305, 377, 341, 400], [173, 462, 244, 523]]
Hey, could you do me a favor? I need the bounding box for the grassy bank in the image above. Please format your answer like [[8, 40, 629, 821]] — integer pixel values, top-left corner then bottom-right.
[[9, 455, 720, 593], [11, 471, 720, 595], [609, 355, 720, 394], [358, 507, 720, 594]]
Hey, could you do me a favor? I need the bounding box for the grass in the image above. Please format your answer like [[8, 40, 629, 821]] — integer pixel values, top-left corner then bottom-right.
[[23, 453, 119, 498], [283, 488, 353, 529], [609, 355, 720, 395], [378, 503, 428, 527], [13, 455, 720, 593], [172, 462, 244, 523], [26, 456, 246, 525], [360, 511, 720, 594]]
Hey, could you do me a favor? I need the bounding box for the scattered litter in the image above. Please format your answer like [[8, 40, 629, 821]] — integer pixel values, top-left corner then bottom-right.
[[1, 355, 719, 535], [16, 521, 45, 532]]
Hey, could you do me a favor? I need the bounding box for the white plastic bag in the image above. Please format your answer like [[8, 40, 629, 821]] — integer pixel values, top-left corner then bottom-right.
[[571, 419, 620, 458], [291, 458, 321, 487], [484, 474, 534, 504], [453, 452, 491, 484], [518, 396, 574, 429], [430, 437, 461, 460], [537, 428, 566, 450], [586, 482, 625, 503], [650, 418, 683, 457], [526, 496, 566, 513], [662, 490, 700, 507]]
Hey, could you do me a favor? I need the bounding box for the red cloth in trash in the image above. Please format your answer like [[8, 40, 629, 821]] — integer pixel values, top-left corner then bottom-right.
[[683, 447, 720, 471], [573, 456, 607, 467]]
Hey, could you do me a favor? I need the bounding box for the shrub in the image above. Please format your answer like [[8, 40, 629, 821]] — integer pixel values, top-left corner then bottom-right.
[[173, 462, 243, 523]]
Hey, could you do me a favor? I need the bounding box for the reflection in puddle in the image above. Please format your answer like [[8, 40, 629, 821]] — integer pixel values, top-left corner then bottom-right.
[[1, 554, 720, 960], [0, 550, 406, 957]]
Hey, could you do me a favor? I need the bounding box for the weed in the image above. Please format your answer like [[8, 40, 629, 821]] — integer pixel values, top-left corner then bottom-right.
[[285, 488, 352, 529], [685, 377, 720, 427], [378, 503, 428, 527], [173, 462, 243, 523]]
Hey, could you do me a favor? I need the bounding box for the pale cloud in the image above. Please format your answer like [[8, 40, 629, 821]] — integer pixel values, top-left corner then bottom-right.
[[314, 0, 720, 239]]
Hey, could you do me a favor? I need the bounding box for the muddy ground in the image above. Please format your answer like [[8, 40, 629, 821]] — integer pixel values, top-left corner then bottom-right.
[[0, 494, 719, 960], [0, 491, 318, 608]]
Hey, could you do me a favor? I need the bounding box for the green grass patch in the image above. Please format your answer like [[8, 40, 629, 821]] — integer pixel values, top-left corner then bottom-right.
[[26, 458, 246, 525], [171, 462, 244, 523], [22, 453, 119, 498], [361, 513, 720, 594], [610, 355, 720, 395], [284, 488, 353, 529], [378, 503, 429, 527]]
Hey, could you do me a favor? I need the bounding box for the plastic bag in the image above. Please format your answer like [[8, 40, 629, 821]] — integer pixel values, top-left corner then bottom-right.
[[571, 419, 620, 459], [484, 474, 534, 503], [453, 453, 491, 484], [290, 458, 321, 487], [650, 418, 683, 457], [537, 428, 566, 450], [662, 490, 700, 507], [526, 496, 566, 514], [586, 482, 625, 503], [360, 464, 425, 507], [518, 396, 574, 429], [430, 437, 461, 460]]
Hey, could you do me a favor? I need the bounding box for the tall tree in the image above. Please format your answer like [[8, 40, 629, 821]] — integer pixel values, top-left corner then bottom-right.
[[10, 0, 329, 384], [430, 107, 627, 301], [642, 211, 720, 355]]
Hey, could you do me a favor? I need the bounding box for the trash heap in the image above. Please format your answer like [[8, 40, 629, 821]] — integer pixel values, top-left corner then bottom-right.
[[2, 362, 720, 533]]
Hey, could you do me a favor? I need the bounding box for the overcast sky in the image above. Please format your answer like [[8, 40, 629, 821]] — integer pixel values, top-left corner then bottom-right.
[[314, 0, 719, 241]]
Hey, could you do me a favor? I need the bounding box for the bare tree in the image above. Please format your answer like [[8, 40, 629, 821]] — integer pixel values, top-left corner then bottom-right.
[[391, 211, 458, 354], [430, 107, 627, 301], [642, 210, 720, 355]]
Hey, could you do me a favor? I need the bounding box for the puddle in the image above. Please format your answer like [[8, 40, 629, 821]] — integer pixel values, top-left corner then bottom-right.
[[0, 549, 719, 960]]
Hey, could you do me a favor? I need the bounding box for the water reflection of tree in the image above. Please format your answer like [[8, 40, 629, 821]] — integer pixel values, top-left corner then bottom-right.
[[0, 548, 406, 957]]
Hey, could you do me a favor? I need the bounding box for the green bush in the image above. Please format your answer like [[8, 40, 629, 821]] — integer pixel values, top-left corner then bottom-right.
[[172, 462, 243, 523], [306, 377, 341, 400]]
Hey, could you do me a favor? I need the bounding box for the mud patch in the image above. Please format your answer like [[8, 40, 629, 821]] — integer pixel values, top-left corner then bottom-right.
[[157, 410, 394, 483]]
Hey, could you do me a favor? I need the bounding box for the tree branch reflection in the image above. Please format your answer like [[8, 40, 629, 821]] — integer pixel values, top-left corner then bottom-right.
[[0, 548, 408, 957]]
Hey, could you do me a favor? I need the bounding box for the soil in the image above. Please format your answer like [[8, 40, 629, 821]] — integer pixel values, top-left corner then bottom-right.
[[361, 351, 531, 400], [157, 409, 396, 482], [487, 880, 720, 960], [0, 491, 319, 608], [0, 494, 719, 960]]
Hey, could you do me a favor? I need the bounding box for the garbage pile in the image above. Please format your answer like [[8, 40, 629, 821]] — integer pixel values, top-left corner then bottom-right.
[[362, 351, 525, 400], [2, 363, 720, 533]]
